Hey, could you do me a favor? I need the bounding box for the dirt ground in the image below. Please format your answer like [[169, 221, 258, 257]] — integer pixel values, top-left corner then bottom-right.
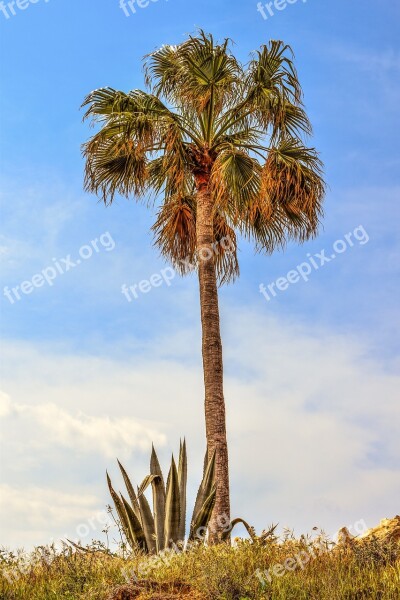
[[107, 580, 205, 600]]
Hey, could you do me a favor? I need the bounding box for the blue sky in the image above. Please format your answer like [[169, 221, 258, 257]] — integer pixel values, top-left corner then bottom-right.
[[0, 0, 399, 548]]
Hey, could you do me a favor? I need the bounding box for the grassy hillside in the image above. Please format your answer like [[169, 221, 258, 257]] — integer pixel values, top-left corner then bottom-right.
[[1, 530, 399, 600]]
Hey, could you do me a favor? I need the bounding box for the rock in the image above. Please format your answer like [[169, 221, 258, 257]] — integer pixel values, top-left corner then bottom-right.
[[358, 516, 400, 544], [337, 516, 400, 547], [337, 526, 355, 546]]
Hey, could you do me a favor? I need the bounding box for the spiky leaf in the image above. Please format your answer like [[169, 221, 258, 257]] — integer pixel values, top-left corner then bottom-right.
[[178, 439, 187, 541], [138, 474, 161, 495], [150, 445, 166, 552], [117, 460, 142, 524], [106, 472, 135, 548], [191, 450, 216, 526], [137, 487, 157, 554], [164, 456, 181, 547], [121, 494, 147, 551], [189, 485, 217, 541]]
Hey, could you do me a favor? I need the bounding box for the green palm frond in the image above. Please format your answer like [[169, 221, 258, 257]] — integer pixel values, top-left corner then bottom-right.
[[247, 40, 302, 109], [82, 89, 183, 203], [145, 31, 242, 121], [82, 88, 139, 122], [82, 31, 325, 282], [216, 40, 304, 141], [210, 148, 261, 211], [83, 134, 148, 203], [236, 136, 324, 253], [270, 100, 312, 141], [82, 88, 178, 141], [144, 44, 183, 102]]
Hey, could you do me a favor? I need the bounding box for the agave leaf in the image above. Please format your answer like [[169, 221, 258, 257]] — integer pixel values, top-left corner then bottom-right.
[[202, 448, 208, 477], [221, 517, 257, 542], [121, 494, 147, 551], [164, 456, 181, 547], [138, 474, 161, 495], [106, 472, 135, 548], [137, 486, 157, 554], [150, 445, 166, 552], [117, 460, 142, 523], [191, 449, 216, 526], [177, 439, 187, 541], [189, 485, 216, 541]]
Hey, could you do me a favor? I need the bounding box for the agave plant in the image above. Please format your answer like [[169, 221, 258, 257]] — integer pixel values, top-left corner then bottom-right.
[[107, 440, 219, 554]]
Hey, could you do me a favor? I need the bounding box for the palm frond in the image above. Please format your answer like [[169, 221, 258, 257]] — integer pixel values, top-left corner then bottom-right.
[[262, 136, 325, 227], [83, 133, 148, 204], [212, 213, 240, 284], [152, 195, 197, 273], [239, 136, 326, 251], [82, 89, 188, 203], [236, 136, 325, 253], [215, 40, 304, 142], [153, 196, 239, 284], [210, 148, 261, 211], [145, 30, 243, 126], [82, 33, 326, 279], [270, 100, 312, 141], [247, 40, 302, 108], [237, 194, 287, 254]]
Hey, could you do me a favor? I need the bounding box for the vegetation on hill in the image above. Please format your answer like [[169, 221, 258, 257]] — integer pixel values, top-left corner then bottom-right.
[[2, 518, 399, 599]]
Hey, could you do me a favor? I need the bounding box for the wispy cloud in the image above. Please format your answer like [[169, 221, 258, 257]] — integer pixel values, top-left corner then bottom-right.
[[0, 391, 166, 459], [1, 308, 399, 548], [337, 48, 400, 72], [0, 484, 101, 549]]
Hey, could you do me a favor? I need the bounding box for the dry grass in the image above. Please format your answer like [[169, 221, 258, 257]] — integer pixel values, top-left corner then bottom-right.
[[1, 532, 399, 600]]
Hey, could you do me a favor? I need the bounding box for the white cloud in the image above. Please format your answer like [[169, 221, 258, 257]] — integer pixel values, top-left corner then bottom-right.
[[0, 484, 102, 549], [0, 485, 98, 529], [0, 393, 166, 459], [0, 308, 399, 548], [0, 391, 12, 417]]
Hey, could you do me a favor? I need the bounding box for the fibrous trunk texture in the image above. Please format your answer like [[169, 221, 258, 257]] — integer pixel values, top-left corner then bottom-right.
[[195, 177, 230, 543]]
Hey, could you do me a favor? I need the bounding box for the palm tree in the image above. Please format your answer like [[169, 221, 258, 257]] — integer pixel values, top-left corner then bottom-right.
[[82, 31, 325, 542]]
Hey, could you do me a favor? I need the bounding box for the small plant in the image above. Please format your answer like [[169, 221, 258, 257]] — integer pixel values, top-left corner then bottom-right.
[[107, 440, 218, 554]]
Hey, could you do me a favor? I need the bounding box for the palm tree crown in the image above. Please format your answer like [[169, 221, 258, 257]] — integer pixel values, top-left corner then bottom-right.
[[82, 31, 325, 283]]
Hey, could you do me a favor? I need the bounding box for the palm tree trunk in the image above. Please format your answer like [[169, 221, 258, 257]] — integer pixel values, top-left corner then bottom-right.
[[195, 176, 230, 543]]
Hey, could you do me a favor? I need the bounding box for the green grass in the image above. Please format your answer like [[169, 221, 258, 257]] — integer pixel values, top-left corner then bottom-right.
[[1, 535, 399, 599]]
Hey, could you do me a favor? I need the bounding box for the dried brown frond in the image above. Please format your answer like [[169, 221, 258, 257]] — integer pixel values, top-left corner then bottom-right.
[[260, 137, 325, 240], [152, 196, 197, 273], [213, 213, 240, 285]]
